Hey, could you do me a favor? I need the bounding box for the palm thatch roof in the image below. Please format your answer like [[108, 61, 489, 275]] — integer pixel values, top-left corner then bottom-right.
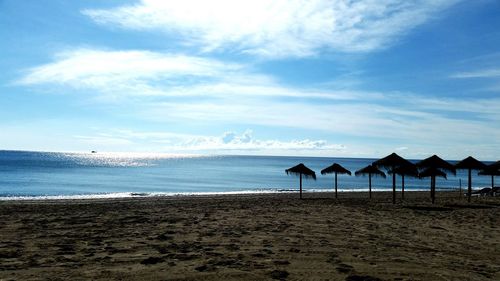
[[355, 165, 386, 178], [321, 163, 351, 175], [372, 152, 412, 169], [388, 163, 419, 177], [479, 169, 500, 176], [490, 160, 500, 170], [455, 156, 486, 170], [416, 155, 456, 175], [285, 163, 316, 180], [419, 167, 447, 179], [479, 161, 500, 176]]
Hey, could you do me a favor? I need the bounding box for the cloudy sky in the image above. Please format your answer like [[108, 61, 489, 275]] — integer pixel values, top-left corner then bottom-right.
[[1, 0, 499, 159]]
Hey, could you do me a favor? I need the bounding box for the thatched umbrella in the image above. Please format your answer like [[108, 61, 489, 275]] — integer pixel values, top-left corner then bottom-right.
[[419, 167, 447, 203], [416, 155, 456, 204], [286, 163, 316, 199], [388, 163, 419, 200], [373, 153, 413, 204], [321, 163, 351, 199], [416, 155, 456, 174], [355, 165, 386, 199], [455, 156, 487, 203], [479, 161, 500, 189]]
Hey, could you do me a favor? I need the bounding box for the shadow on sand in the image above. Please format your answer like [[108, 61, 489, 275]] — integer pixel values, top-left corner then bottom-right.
[[444, 203, 496, 209], [404, 206, 453, 212]]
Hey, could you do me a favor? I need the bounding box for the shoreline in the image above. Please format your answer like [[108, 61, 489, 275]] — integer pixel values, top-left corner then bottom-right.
[[0, 188, 469, 202]]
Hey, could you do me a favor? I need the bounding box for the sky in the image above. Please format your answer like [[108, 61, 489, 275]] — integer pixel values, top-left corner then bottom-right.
[[1, 0, 499, 160]]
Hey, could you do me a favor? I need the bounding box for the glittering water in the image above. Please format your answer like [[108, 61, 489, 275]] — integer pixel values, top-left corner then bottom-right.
[[0, 150, 495, 199]]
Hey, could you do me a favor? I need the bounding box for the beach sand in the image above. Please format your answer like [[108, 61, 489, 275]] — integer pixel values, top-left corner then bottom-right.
[[0, 191, 499, 280]]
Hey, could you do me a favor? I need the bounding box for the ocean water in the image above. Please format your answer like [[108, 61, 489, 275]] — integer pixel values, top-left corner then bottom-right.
[[0, 150, 495, 199]]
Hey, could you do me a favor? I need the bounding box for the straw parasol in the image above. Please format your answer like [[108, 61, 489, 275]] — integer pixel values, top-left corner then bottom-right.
[[416, 155, 456, 174], [321, 163, 351, 199], [416, 155, 455, 204], [388, 163, 419, 200], [286, 163, 316, 199], [355, 165, 386, 199], [373, 153, 413, 204], [479, 161, 500, 189], [455, 156, 487, 202]]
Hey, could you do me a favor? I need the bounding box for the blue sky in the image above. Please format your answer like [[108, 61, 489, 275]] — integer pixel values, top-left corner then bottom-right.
[[1, 0, 499, 159]]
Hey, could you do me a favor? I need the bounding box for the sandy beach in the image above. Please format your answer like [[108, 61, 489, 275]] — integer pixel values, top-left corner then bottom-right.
[[0, 191, 499, 281]]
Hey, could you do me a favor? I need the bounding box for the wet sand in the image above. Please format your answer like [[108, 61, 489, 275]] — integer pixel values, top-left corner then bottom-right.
[[0, 191, 499, 280]]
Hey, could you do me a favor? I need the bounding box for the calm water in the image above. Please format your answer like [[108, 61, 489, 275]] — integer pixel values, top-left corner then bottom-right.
[[0, 150, 495, 199]]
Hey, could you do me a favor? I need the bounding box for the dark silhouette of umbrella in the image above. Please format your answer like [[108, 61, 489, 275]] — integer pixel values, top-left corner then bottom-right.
[[321, 163, 351, 199], [388, 163, 419, 200], [355, 165, 386, 199], [373, 153, 412, 204], [479, 161, 500, 189], [416, 155, 456, 174], [416, 155, 455, 204], [455, 156, 487, 203], [286, 163, 316, 199]]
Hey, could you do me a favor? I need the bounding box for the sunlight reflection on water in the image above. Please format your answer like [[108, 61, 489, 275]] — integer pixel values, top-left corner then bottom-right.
[[59, 152, 202, 167]]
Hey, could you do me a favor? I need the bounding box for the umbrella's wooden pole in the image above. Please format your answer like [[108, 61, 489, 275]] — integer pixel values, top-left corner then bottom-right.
[[392, 168, 396, 204], [467, 169, 472, 203], [434, 176, 436, 204], [459, 179, 462, 198], [300, 173, 303, 200], [402, 175, 405, 200], [335, 172, 338, 199], [431, 176, 435, 204], [369, 173, 372, 199], [430, 176, 433, 204]]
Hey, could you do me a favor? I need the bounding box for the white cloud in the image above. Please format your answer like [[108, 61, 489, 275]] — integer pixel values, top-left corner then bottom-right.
[[179, 130, 345, 151], [82, 0, 460, 58], [18, 48, 241, 94], [75, 129, 346, 153], [17, 48, 383, 101], [450, 68, 500, 79]]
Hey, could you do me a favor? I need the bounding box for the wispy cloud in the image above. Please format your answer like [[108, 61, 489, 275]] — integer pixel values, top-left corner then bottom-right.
[[18, 48, 241, 93], [450, 51, 500, 93], [450, 68, 500, 79], [141, 97, 500, 145], [17, 48, 382, 101], [82, 0, 460, 58]]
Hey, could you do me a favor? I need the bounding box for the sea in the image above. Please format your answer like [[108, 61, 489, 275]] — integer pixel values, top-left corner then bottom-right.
[[0, 150, 495, 200]]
